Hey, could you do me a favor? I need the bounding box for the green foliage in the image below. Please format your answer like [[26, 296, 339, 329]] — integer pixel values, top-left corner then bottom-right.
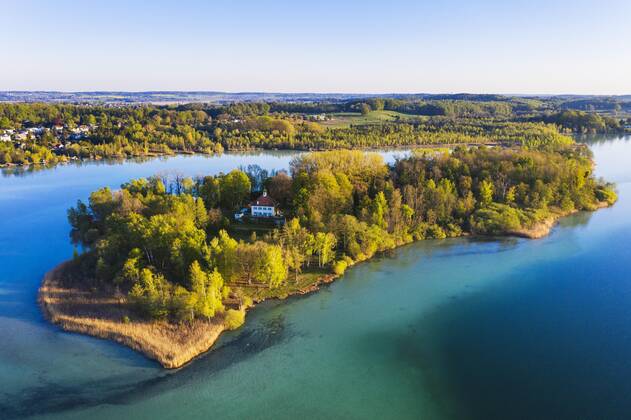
[[1, 99, 594, 170], [470, 203, 528, 234], [220, 170, 251, 210], [189, 261, 225, 319], [595, 184, 618, 205], [478, 180, 494, 207], [67, 140, 614, 323], [224, 309, 246, 330], [332, 260, 348, 275]]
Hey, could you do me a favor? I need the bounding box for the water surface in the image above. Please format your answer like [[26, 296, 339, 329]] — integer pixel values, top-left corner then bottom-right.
[[1, 139, 630, 419]]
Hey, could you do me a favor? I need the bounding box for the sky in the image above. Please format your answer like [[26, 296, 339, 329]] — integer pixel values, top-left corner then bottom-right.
[[2, 0, 630, 94]]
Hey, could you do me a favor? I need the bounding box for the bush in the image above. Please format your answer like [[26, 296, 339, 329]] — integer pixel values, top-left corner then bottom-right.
[[470, 203, 526, 235], [426, 224, 447, 239], [224, 309, 245, 330], [595, 185, 618, 205], [332, 260, 348, 275]]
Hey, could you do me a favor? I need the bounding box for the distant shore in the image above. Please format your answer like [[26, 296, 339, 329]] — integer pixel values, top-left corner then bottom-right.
[[38, 202, 611, 369], [1, 142, 507, 170]]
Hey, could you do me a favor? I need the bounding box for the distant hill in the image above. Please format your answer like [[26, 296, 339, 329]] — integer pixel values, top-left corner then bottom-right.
[[1, 91, 630, 105], [0, 91, 379, 104]]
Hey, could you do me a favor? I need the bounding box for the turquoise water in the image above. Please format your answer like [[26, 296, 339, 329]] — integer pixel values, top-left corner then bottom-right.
[[1, 139, 630, 419]]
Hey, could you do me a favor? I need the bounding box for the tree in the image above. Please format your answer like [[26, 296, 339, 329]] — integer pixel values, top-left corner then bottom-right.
[[199, 175, 222, 209], [478, 180, 494, 207], [265, 172, 293, 210], [220, 170, 251, 210], [370, 192, 388, 228], [189, 261, 225, 319], [284, 246, 304, 283], [211, 229, 239, 282], [279, 218, 314, 278], [313, 232, 337, 267], [235, 242, 260, 285], [235, 241, 287, 287], [128, 268, 171, 319], [256, 244, 287, 288]]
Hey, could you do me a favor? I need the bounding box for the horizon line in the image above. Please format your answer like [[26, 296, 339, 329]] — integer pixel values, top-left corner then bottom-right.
[[2, 90, 630, 97]]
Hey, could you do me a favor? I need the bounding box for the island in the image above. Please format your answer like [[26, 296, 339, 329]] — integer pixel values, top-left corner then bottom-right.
[[37, 135, 617, 369]]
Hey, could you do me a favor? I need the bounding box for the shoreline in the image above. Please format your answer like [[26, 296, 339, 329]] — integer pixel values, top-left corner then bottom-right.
[[38, 262, 344, 369], [1, 141, 509, 170], [38, 263, 225, 369], [37, 203, 611, 369]]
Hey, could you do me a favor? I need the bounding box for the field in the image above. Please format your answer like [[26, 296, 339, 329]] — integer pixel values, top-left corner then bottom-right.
[[320, 110, 424, 128]]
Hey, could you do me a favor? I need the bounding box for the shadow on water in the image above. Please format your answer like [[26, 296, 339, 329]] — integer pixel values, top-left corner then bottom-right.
[[0, 312, 291, 419], [412, 232, 631, 420], [351, 323, 468, 420]]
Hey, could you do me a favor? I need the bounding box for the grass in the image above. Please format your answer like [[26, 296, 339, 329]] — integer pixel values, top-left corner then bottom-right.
[[320, 110, 424, 128], [39, 263, 226, 369], [229, 223, 276, 241], [39, 262, 339, 369]]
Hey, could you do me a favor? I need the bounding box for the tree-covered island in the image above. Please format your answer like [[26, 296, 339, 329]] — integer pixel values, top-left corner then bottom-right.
[[39, 137, 617, 368]]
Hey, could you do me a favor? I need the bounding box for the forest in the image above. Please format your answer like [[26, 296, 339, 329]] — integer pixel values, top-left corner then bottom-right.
[[1, 98, 629, 166], [64, 140, 617, 326]]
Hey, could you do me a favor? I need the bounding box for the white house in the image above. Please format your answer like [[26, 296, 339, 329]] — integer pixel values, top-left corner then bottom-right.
[[26, 127, 44, 135], [250, 191, 277, 217]]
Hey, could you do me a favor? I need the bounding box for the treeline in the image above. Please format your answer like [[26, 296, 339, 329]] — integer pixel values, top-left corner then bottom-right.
[[67, 145, 615, 324], [0, 140, 62, 166], [1, 100, 626, 167], [269, 98, 517, 118], [558, 98, 628, 112], [533, 110, 624, 133], [0, 103, 222, 165], [218, 120, 573, 150]]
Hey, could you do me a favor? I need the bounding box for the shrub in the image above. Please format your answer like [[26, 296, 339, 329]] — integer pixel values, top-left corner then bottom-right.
[[332, 260, 348, 275], [595, 185, 618, 205], [224, 309, 245, 330], [426, 224, 447, 239], [470, 203, 525, 234]]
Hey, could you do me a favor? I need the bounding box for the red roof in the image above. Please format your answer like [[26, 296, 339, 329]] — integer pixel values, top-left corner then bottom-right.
[[251, 193, 276, 207]]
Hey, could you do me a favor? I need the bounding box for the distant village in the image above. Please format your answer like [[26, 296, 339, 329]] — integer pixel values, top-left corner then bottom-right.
[[0, 123, 98, 155]]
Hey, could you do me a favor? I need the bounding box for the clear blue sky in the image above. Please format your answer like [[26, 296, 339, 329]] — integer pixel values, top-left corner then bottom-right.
[[2, 0, 630, 94]]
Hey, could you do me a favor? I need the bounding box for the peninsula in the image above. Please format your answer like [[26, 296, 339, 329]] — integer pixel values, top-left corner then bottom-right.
[[39, 141, 616, 368]]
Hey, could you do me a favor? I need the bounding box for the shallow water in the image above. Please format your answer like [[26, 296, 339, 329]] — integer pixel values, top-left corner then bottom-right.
[[0, 139, 630, 419]]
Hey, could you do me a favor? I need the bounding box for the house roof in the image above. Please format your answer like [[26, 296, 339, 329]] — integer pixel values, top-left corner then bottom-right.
[[251, 193, 276, 207]]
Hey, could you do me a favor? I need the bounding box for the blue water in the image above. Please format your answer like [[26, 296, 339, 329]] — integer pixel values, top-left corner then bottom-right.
[[0, 139, 629, 419]]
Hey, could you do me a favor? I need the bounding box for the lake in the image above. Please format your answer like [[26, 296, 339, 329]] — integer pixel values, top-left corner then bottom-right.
[[1, 138, 630, 419]]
